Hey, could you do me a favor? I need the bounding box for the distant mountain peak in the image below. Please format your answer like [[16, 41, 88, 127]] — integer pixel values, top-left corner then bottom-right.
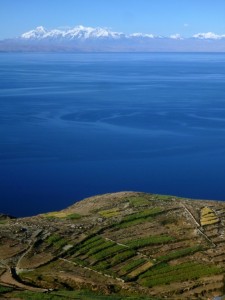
[[192, 32, 225, 40], [20, 25, 125, 40], [19, 25, 225, 43], [1, 25, 225, 52], [170, 33, 183, 40], [129, 32, 155, 38]]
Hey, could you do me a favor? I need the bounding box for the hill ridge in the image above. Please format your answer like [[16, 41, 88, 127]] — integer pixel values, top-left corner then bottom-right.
[[0, 192, 225, 299]]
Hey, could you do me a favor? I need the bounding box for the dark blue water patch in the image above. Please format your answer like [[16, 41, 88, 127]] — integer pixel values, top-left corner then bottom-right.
[[0, 52, 225, 216], [1, 152, 225, 217]]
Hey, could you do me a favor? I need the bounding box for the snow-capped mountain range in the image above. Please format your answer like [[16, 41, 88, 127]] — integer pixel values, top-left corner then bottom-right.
[[1, 25, 225, 52], [20, 25, 225, 41], [21, 25, 126, 40]]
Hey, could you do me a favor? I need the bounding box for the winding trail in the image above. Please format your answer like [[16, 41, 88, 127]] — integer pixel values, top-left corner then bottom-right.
[[0, 267, 47, 292]]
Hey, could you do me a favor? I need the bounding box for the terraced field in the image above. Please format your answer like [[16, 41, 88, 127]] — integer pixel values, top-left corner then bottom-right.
[[0, 192, 225, 299]]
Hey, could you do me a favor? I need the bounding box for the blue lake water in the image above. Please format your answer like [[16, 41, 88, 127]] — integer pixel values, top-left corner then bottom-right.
[[0, 52, 225, 217]]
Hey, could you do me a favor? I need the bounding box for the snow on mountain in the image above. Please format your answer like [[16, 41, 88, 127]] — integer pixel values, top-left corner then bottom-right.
[[21, 26, 49, 39], [192, 32, 225, 40], [0, 26, 223, 52], [129, 33, 155, 38], [21, 25, 125, 40], [20, 26, 162, 40], [20, 26, 225, 42], [170, 34, 183, 40]]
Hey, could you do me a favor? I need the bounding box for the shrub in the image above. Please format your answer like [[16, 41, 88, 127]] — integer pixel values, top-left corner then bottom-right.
[[46, 234, 67, 249]]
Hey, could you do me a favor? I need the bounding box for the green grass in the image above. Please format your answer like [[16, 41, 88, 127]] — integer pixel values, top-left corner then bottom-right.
[[125, 236, 174, 249], [0, 285, 13, 293], [128, 196, 150, 207], [0, 220, 8, 224], [14, 290, 161, 300], [99, 208, 120, 218], [15, 291, 62, 300], [157, 245, 203, 262], [153, 194, 176, 201], [139, 262, 222, 287], [66, 213, 81, 220]]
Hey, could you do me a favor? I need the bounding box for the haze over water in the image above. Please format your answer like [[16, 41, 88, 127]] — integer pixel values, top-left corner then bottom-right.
[[0, 53, 225, 217]]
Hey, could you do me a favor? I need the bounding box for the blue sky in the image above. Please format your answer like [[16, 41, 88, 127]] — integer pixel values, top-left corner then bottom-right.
[[0, 0, 225, 39]]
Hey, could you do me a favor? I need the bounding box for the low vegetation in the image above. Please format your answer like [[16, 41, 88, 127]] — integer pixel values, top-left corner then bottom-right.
[[156, 245, 203, 262], [125, 235, 174, 249], [47, 234, 67, 248], [128, 196, 150, 207], [120, 258, 146, 274], [14, 290, 161, 300], [116, 207, 163, 229], [139, 262, 222, 287], [99, 208, 120, 218], [0, 285, 13, 294]]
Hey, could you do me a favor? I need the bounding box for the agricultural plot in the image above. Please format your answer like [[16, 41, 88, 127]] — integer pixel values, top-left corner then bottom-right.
[[200, 207, 219, 226], [68, 231, 178, 282], [98, 208, 120, 218], [47, 234, 68, 249], [126, 261, 153, 279], [116, 207, 164, 229], [43, 211, 81, 220], [138, 262, 222, 287], [70, 235, 134, 272], [156, 245, 203, 262], [2, 191, 225, 299], [125, 235, 174, 249], [120, 258, 146, 275], [128, 196, 150, 207]]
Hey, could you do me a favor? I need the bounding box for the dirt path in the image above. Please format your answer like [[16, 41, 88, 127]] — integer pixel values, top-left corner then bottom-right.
[[181, 204, 216, 247], [0, 268, 47, 292]]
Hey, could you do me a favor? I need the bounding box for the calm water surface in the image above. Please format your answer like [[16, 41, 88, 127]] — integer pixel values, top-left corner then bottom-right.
[[0, 53, 225, 216]]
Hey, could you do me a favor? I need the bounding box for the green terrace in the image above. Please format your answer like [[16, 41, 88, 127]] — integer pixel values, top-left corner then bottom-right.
[[115, 207, 165, 229], [124, 236, 174, 249], [65, 233, 181, 281], [138, 262, 222, 287], [156, 245, 204, 262]]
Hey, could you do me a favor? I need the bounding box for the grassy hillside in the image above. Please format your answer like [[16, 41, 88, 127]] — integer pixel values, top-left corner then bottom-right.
[[0, 192, 225, 299]]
